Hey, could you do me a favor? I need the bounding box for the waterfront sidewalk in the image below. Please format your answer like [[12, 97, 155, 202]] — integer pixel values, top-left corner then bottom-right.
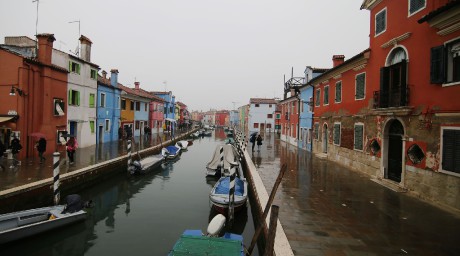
[[0, 132, 182, 191], [250, 132, 460, 256]]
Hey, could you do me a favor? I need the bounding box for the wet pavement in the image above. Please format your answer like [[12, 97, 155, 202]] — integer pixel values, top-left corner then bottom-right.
[[0, 132, 178, 191], [250, 132, 460, 256]]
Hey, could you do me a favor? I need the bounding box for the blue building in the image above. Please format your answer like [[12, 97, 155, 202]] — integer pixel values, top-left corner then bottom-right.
[[229, 110, 239, 128], [298, 66, 328, 152], [153, 91, 176, 133], [96, 69, 122, 143]]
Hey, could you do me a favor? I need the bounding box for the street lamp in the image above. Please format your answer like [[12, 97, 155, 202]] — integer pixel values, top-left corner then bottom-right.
[[9, 86, 27, 97]]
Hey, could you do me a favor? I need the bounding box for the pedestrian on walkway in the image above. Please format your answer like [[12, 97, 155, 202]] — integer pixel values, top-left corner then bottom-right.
[[66, 137, 78, 164], [10, 135, 22, 167], [256, 134, 263, 151], [118, 126, 123, 140], [36, 137, 47, 163], [250, 133, 257, 152], [0, 140, 6, 170]]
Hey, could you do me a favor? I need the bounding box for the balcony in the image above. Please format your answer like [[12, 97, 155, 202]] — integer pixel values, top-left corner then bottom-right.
[[373, 87, 413, 115]]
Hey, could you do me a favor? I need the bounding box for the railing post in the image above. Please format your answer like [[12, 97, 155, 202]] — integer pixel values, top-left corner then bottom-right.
[[53, 152, 60, 205]]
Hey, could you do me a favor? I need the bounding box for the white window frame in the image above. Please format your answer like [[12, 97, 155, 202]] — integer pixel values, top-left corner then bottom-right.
[[375, 7, 387, 37], [354, 123, 364, 152], [117, 96, 120, 109], [355, 72, 366, 101], [408, 0, 426, 17], [105, 119, 111, 132], [439, 126, 460, 177], [100, 93, 106, 108]]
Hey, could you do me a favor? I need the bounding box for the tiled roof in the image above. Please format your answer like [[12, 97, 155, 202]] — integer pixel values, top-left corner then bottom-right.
[[250, 98, 278, 104], [312, 68, 329, 73], [119, 84, 165, 102], [151, 91, 171, 95]]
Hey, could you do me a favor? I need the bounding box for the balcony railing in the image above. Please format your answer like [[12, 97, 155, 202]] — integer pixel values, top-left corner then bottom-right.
[[373, 87, 410, 109]]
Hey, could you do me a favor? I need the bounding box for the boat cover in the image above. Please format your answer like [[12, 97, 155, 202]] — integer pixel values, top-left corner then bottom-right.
[[165, 145, 180, 155], [62, 194, 85, 213], [170, 233, 243, 256], [214, 177, 244, 196], [206, 145, 239, 171]]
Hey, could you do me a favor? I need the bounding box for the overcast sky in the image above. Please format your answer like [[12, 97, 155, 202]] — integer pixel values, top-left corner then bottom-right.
[[1, 0, 369, 112]]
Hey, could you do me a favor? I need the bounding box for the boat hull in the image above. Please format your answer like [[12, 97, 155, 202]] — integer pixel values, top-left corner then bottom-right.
[[0, 205, 87, 244], [209, 177, 248, 215]]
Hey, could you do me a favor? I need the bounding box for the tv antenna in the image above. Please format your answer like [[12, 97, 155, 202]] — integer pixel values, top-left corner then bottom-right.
[[163, 80, 167, 91], [68, 20, 81, 56], [32, 0, 40, 54]]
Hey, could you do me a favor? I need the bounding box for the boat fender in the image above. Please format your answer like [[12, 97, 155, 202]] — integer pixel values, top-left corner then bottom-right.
[[207, 214, 226, 237]]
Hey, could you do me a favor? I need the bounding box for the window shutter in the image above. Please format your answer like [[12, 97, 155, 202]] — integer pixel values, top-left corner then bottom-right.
[[334, 124, 340, 145], [356, 74, 365, 99], [379, 67, 390, 108], [324, 87, 329, 104], [430, 45, 445, 84], [76, 64, 80, 75], [89, 94, 94, 108], [335, 82, 341, 102], [69, 61, 72, 72], [400, 60, 408, 106], [76, 91, 80, 106], [442, 130, 460, 173], [354, 125, 363, 150], [68, 90, 72, 105]]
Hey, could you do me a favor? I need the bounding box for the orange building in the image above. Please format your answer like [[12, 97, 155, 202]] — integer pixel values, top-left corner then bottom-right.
[[0, 34, 68, 158]]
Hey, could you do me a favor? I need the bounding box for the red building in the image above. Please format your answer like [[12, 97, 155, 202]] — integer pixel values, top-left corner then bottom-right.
[[279, 95, 299, 146], [215, 110, 229, 127], [311, 0, 460, 211], [0, 34, 68, 158]]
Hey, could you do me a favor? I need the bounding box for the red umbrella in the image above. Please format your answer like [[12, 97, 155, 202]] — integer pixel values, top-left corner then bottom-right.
[[29, 132, 46, 139]]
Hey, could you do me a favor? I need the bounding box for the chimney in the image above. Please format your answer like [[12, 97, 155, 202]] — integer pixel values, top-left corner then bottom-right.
[[134, 82, 140, 90], [102, 70, 107, 79], [110, 69, 118, 87], [332, 55, 345, 67], [36, 33, 55, 65], [79, 35, 92, 62]]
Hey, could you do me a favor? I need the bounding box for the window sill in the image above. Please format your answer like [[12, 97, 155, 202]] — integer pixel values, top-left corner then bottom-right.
[[442, 81, 460, 87]]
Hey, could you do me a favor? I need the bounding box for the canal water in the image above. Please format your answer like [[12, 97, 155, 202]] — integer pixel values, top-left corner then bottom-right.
[[1, 128, 258, 255]]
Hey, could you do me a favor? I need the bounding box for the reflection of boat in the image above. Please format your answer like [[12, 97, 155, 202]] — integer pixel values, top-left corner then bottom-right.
[[206, 145, 240, 176], [202, 130, 212, 136], [169, 214, 245, 256], [161, 145, 181, 160], [209, 176, 248, 215], [175, 140, 189, 150], [190, 131, 200, 138], [127, 152, 164, 175], [0, 195, 88, 244]]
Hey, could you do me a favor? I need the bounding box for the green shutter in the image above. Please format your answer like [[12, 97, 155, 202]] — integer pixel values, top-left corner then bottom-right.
[[335, 82, 341, 102], [324, 87, 329, 105], [76, 91, 80, 106], [90, 121, 95, 133], [89, 94, 95, 108], [69, 61, 72, 72], [68, 90, 72, 105], [430, 45, 445, 84], [354, 125, 363, 150], [356, 74, 365, 99], [334, 124, 340, 145], [76, 64, 80, 74], [442, 129, 460, 173]]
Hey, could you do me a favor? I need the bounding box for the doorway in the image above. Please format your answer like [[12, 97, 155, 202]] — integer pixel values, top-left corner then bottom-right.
[[98, 125, 104, 143], [386, 120, 404, 182]]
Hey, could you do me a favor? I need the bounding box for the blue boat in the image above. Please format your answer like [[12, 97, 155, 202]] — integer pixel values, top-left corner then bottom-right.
[[209, 176, 248, 214], [161, 145, 181, 160]]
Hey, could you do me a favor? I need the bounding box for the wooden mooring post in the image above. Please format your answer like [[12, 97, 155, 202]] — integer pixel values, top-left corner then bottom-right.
[[264, 205, 279, 256], [247, 164, 287, 255]]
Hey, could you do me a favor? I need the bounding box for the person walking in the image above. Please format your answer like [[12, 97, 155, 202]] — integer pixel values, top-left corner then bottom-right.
[[256, 134, 263, 151], [250, 133, 257, 152], [0, 140, 5, 170], [36, 137, 47, 163], [66, 137, 78, 164], [10, 135, 22, 168]]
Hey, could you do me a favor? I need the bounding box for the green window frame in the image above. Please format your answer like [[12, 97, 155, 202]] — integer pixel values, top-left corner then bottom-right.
[[89, 121, 95, 134], [333, 123, 341, 146], [354, 124, 364, 151], [68, 90, 80, 106], [355, 73, 366, 100], [89, 93, 95, 108], [69, 61, 81, 75], [90, 69, 97, 79]]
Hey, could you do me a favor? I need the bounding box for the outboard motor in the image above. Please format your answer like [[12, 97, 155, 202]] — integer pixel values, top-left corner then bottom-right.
[[61, 194, 92, 213], [128, 160, 142, 174]]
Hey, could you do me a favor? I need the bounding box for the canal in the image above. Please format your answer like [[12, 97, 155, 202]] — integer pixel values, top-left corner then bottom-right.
[[1, 128, 258, 255]]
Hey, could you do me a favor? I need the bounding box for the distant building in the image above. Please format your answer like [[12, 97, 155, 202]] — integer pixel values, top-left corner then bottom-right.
[[248, 98, 277, 133], [97, 69, 122, 142]]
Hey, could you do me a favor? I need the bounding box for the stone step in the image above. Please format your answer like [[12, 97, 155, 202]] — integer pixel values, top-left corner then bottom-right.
[[371, 178, 408, 193]]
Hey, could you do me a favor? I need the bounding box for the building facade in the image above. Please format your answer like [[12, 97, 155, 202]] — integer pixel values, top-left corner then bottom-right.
[[96, 69, 122, 143], [248, 98, 277, 133]]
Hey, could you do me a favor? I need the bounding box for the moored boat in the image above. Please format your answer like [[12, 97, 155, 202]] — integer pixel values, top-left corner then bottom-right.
[[168, 214, 245, 256], [127, 153, 164, 175], [209, 176, 248, 215], [175, 140, 189, 150], [0, 195, 89, 244], [206, 144, 240, 176], [161, 145, 181, 160]]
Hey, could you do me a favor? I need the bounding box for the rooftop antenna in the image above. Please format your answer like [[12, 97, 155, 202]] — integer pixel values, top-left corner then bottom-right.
[[163, 80, 167, 92], [68, 20, 80, 56], [32, 0, 40, 56]]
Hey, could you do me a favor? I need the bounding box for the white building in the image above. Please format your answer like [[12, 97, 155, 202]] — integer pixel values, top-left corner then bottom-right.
[[248, 98, 277, 133], [52, 35, 99, 148]]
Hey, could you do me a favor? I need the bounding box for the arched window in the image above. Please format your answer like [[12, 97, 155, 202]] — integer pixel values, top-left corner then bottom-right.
[[388, 47, 407, 65]]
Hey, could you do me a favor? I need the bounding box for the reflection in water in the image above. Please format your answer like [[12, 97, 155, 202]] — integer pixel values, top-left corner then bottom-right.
[[0, 130, 258, 256]]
